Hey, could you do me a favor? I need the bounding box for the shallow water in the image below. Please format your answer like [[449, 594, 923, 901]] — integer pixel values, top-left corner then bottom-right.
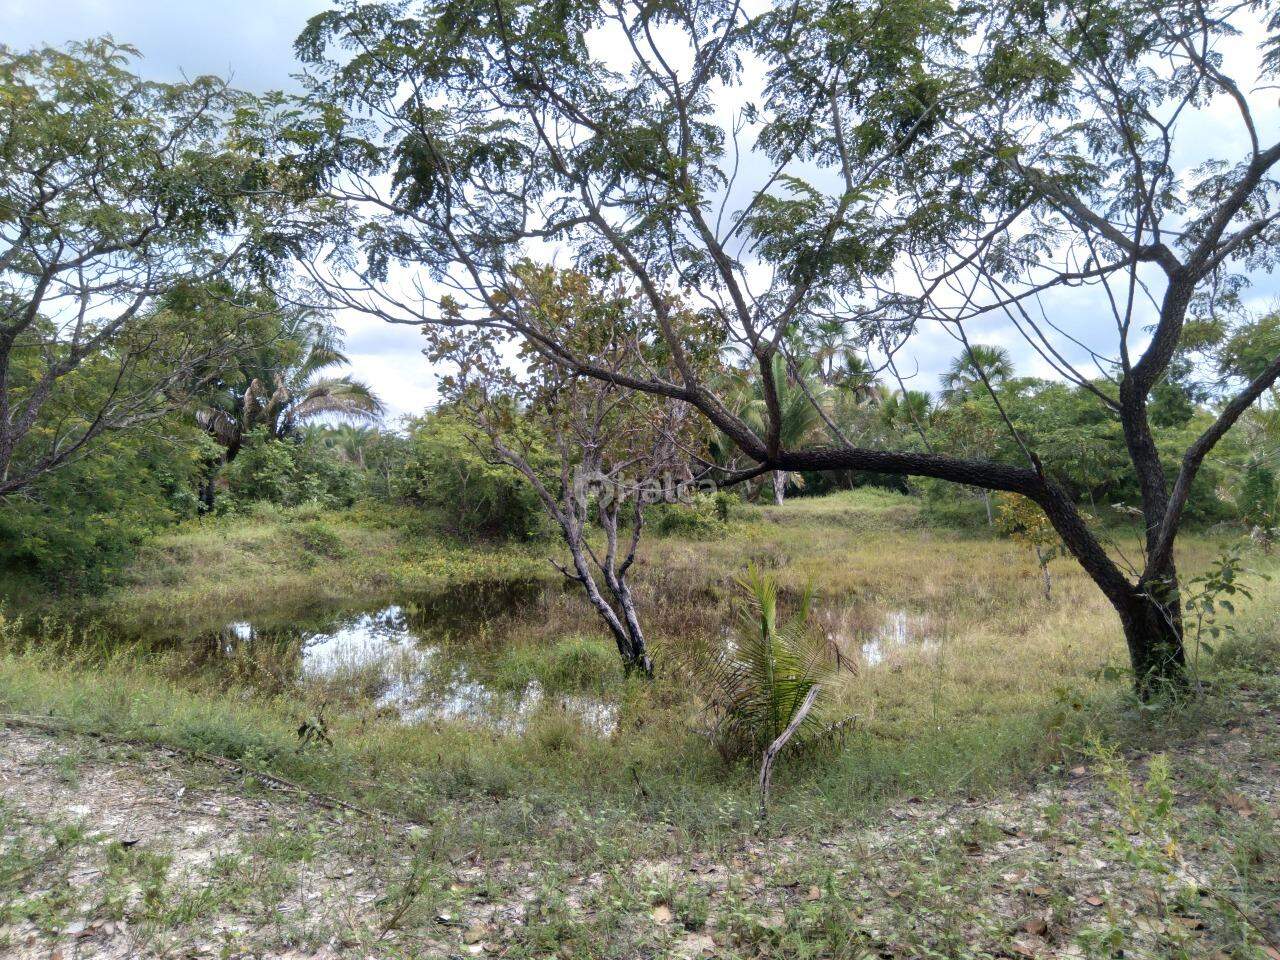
[[185, 581, 619, 734], [818, 606, 937, 668], [137, 578, 932, 734]]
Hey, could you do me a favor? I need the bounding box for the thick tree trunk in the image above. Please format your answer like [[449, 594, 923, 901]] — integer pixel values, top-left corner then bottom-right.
[[772, 470, 786, 506], [1115, 579, 1188, 698]]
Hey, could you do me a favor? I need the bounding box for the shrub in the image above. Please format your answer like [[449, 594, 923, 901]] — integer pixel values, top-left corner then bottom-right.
[[290, 520, 347, 560], [678, 565, 836, 763], [649, 493, 727, 538], [396, 411, 548, 540], [220, 430, 362, 511], [1239, 461, 1278, 528], [0, 419, 202, 589]]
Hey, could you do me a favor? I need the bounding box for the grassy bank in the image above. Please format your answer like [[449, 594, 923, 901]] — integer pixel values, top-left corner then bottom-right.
[[46, 502, 551, 632], [4, 490, 1279, 956], [1, 490, 1273, 828]]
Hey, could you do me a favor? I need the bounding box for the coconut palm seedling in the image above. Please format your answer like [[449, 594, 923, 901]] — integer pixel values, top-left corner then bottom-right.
[[683, 565, 847, 812]]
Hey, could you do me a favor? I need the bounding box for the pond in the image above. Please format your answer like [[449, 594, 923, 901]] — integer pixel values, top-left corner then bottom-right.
[[174, 579, 626, 734], [123, 579, 936, 736]]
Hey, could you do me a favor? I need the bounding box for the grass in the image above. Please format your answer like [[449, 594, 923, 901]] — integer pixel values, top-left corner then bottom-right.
[[2, 489, 1278, 956], [44, 500, 551, 632], [0, 489, 1271, 829]]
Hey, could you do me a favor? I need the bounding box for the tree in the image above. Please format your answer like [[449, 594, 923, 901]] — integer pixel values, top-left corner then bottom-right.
[[0, 40, 300, 498], [195, 305, 383, 466], [429, 267, 713, 675], [941, 345, 1015, 402], [994, 492, 1064, 600], [747, 355, 830, 504], [295, 0, 1280, 696]]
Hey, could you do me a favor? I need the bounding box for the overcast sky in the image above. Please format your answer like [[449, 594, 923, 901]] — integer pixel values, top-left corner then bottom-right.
[[6, 1, 1279, 424], [4, 0, 439, 421]]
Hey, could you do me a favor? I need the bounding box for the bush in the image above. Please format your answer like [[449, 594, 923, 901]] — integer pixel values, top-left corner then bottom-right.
[[396, 411, 547, 540], [649, 493, 728, 538], [220, 430, 362, 511], [0, 420, 202, 589], [290, 520, 347, 559], [1239, 461, 1278, 528], [918, 479, 992, 529]]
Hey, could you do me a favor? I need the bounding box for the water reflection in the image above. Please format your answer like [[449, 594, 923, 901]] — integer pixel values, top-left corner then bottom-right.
[[164, 579, 932, 733], [194, 581, 619, 735], [819, 607, 936, 668]]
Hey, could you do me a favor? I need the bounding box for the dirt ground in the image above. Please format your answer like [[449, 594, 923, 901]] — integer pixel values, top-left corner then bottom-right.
[[2, 691, 1278, 959]]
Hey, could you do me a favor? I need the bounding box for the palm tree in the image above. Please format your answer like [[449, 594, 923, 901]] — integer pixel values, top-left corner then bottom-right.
[[880, 389, 934, 438], [941, 344, 1015, 401], [312, 423, 380, 469], [195, 309, 383, 502], [686, 565, 833, 762], [834, 352, 880, 406], [810, 319, 855, 383]]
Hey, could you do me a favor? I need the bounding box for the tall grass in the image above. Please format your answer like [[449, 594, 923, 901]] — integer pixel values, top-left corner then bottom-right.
[[0, 489, 1272, 846]]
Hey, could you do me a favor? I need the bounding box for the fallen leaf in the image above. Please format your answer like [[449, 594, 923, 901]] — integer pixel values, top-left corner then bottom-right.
[[1223, 792, 1255, 817], [1021, 917, 1049, 937]]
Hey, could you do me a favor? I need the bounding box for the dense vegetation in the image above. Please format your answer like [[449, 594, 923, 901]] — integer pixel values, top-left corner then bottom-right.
[[3, 3, 1280, 956]]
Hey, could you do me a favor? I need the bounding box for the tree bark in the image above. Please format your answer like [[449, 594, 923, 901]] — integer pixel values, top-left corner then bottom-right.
[[772, 470, 786, 506], [1117, 578, 1188, 699]]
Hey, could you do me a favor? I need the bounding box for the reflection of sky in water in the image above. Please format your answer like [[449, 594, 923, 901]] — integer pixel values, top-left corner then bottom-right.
[[300, 605, 416, 674], [221, 595, 926, 734], [822, 609, 937, 667], [222, 604, 618, 735]]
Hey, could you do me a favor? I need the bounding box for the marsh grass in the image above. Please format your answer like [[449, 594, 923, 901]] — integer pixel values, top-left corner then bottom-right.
[[1, 489, 1272, 858]]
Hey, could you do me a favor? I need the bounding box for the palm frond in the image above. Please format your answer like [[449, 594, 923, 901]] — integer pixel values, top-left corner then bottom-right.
[[678, 564, 835, 761]]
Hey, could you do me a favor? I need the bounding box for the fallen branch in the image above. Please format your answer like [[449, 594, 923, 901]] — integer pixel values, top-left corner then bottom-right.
[[758, 685, 822, 820]]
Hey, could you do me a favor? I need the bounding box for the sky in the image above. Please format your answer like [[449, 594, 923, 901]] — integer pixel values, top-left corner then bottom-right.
[[4, 0, 439, 421], [6, 1, 1279, 425]]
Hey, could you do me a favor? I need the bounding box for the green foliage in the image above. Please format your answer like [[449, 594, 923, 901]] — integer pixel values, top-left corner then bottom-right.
[[220, 430, 362, 511], [1182, 547, 1266, 667], [0, 421, 202, 588], [1238, 462, 1278, 529], [919, 479, 991, 529], [0, 40, 306, 498], [648, 494, 728, 538], [490, 636, 621, 695], [682, 566, 834, 762], [194, 303, 384, 465], [927, 377, 1239, 525], [397, 411, 547, 540]]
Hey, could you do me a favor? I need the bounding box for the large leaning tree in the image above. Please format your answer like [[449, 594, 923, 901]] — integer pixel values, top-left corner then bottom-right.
[[293, 0, 1280, 696], [0, 40, 306, 498]]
